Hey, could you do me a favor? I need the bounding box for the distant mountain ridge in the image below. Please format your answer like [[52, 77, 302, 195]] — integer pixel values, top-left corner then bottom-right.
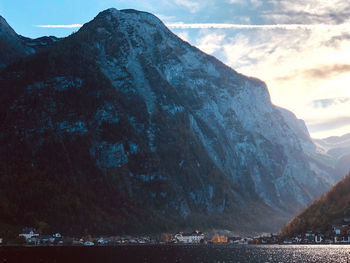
[[0, 15, 58, 70], [312, 133, 350, 182], [0, 8, 337, 235], [278, 104, 350, 184]]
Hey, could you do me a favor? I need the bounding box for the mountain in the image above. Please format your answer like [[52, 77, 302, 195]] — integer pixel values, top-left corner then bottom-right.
[[277, 106, 350, 185], [0, 15, 28, 70], [0, 15, 58, 71], [313, 133, 350, 179], [281, 172, 350, 236], [0, 8, 331, 235], [276, 107, 316, 154]]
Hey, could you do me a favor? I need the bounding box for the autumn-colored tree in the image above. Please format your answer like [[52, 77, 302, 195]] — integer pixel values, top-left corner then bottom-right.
[[161, 233, 173, 243], [211, 234, 227, 243]]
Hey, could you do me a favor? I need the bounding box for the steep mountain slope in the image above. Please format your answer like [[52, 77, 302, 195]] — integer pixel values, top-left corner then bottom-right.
[[278, 107, 348, 185], [276, 107, 315, 154], [313, 133, 350, 179], [281, 172, 350, 236], [0, 9, 330, 235], [0, 15, 58, 71], [0, 15, 28, 70]]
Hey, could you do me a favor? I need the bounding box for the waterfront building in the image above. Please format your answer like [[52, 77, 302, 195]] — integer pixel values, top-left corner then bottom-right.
[[19, 228, 39, 240], [175, 230, 204, 243]]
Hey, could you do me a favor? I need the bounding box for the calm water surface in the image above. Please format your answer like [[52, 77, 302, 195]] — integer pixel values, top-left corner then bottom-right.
[[1, 244, 350, 262]]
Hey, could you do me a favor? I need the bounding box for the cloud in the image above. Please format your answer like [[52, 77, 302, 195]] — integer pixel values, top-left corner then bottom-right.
[[35, 24, 83, 28], [227, 0, 244, 4], [304, 64, 350, 79], [323, 33, 350, 47], [312, 97, 350, 109], [35, 22, 350, 31], [226, 0, 263, 8], [277, 64, 350, 82], [265, 0, 350, 25], [307, 116, 350, 133], [173, 0, 201, 13], [167, 23, 350, 29], [155, 14, 177, 23], [196, 31, 226, 54], [176, 31, 190, 42]]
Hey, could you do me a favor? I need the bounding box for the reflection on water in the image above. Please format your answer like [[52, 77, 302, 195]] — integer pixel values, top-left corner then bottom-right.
[[172, 244, 350, 263], [1, 244, 350, 262], [223, 245, 350, 263]]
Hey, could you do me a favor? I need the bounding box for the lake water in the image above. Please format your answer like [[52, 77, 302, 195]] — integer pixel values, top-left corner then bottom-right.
[[1, 244, 350, 262]]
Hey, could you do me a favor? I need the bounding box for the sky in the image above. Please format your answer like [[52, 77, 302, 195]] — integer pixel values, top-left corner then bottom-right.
[[1, 0, 350, 139]]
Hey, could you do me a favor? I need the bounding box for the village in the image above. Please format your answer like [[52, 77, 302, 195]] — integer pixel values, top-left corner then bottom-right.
[[281, 224, 350, 245], [1, 225, 350, 246], [0, 228, 251, 246]]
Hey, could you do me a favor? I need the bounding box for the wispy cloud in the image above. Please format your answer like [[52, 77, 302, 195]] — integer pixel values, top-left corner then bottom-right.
[[167, 23, 350, 29], [307, 116, 350, 133], [324, 33, 350, 47], [176, 31, 190, 42], [276, 64, 350, 82], [312, 97, 350, 109], [197, 32, 226, 54], [35, 22, 350, 30], [35, 24, 83, 28], [303, 64, 350, 79], [227, 0, 263, 8], [173, 0, 201, 13], [265, 0, 350, 25], [155, 14, 177, 23]]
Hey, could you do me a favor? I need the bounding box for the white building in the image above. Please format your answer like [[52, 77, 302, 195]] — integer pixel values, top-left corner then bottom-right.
[[334, 236, 350, 244], [315, 235, 323, 243], [97, 238, 107, 244], [53, 233, 62, 238], [175, 230, 204, 243], [19, 228, 39, 240]]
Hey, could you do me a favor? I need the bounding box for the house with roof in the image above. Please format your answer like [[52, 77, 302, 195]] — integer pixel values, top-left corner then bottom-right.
[[305, 230, 315, 237], [332, 225, 342, 235], [27, 236, 40, 245], [40, 235, 55, 244], [315, 234, 323, 243], [19, 228, 39, 240], [53, 233, 62, 238], [175, 230, 204, 243]]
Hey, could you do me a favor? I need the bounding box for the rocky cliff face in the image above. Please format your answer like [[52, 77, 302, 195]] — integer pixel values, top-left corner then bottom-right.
[[313, 133, 350, 181], [276, 107, 350, 186], [0, 9, 331, 234]]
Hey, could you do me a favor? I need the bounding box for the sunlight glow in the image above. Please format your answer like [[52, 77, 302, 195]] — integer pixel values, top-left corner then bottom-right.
[[191, 26, 350, 139]]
